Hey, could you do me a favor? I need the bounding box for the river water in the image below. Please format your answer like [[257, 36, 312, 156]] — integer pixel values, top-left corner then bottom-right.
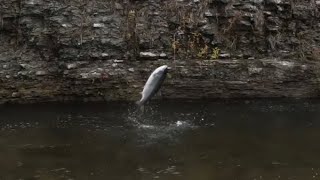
[[1, 99, 320, 180]]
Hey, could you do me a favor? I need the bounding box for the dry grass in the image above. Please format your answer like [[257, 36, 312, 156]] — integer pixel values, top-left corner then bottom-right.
[[164, 0, 216, 60]]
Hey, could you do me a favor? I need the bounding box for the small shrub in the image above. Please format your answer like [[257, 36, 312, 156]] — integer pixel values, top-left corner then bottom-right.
[[211, 47, 220, 59], [197, 44, 209, 58]]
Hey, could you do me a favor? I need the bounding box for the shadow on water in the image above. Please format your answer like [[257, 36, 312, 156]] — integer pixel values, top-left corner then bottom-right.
[[1, 99, 320, 179]]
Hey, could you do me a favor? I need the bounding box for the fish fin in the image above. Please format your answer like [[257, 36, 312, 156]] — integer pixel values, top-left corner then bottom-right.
[[154, 91, 161, 98]]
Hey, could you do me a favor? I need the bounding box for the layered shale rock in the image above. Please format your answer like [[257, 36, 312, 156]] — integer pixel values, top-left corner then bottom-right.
[[0, 0, 320, 103]]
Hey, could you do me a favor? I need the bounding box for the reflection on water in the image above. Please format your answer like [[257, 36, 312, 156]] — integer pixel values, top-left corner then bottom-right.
[[1, 99, 320, 180]]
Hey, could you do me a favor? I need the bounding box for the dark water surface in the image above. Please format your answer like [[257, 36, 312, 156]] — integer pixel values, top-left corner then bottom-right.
[[1, 99, 320, 180]]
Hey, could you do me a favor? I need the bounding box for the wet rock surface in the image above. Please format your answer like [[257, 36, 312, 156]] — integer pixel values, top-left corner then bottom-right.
[[0, 0, 320, 103]]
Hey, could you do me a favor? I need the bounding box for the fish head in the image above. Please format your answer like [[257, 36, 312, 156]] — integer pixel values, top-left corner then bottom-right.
[[158, 65, 168, 71], [154, 65, 169, 75], [161, 65, 169, 75]]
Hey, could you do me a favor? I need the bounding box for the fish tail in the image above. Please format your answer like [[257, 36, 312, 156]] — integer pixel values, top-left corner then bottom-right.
[[136, 100, 145, 113], [140, 105, 145, 113], [136, 100, 142, 106]]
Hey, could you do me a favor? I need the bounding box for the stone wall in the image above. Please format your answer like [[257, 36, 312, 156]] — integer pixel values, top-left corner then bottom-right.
[[0, 0, 320, 103]]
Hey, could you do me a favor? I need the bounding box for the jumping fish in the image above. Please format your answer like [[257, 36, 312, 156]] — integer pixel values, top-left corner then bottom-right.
[[136, 65, 169, 108]]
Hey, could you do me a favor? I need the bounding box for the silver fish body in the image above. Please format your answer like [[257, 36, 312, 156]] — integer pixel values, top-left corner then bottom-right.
[[137, 65, 169, 106]]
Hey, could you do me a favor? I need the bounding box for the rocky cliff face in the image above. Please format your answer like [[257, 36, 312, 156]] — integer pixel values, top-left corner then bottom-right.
[[0, 0, 320, 103]]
